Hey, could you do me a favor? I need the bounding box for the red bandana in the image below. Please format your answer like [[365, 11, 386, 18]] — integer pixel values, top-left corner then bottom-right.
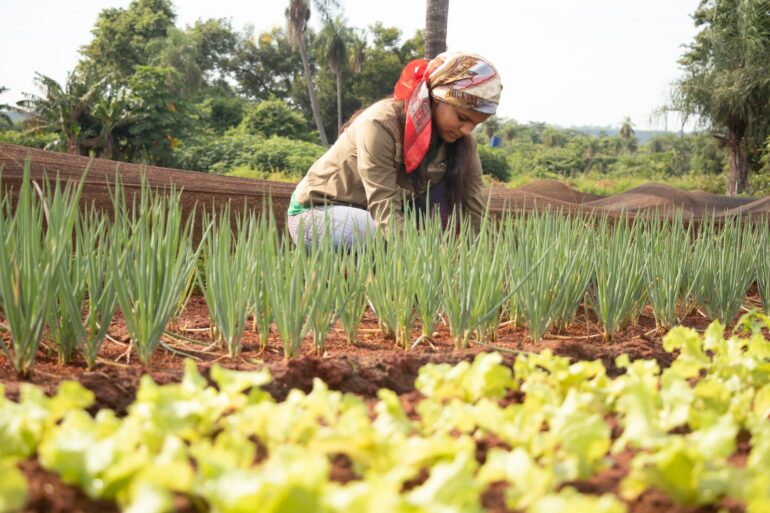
[[393, 59, 432, 173]]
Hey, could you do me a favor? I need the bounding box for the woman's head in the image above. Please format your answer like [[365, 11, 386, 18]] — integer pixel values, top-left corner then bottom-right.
[[431, 100, 491, 144], [394, 51, 502, 170], [425, 52, 502, 143]]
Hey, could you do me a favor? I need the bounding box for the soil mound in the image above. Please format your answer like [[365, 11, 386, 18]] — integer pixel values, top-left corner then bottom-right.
[[514, 178, 605, 204], [2, 143, 769, 223]]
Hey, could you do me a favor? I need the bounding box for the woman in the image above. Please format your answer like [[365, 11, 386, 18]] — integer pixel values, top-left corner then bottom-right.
[[287, 51, 502, 249]]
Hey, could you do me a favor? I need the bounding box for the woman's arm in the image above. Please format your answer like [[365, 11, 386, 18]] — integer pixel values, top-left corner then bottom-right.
[[355, 119, 405, 233], [462, 135, 488, 232]]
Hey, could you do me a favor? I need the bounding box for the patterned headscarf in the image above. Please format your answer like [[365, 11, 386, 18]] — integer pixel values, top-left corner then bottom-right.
[[393, 51, 502, 173]]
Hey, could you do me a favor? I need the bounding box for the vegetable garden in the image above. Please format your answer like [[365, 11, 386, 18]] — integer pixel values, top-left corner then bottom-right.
[[1, 162, 769, 513]]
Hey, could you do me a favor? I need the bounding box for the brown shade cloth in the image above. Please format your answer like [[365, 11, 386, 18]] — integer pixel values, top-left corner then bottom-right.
[[1, 144, 768, 231]]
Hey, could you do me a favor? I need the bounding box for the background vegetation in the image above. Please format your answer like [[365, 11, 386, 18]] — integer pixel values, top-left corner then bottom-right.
[[1, 0, 769, 196]]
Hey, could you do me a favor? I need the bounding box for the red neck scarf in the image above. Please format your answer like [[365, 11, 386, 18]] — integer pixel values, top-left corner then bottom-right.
[[393, 59, 432, 173]]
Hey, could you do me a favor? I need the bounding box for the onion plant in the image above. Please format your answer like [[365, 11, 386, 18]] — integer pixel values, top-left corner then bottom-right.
[[757, 219, 770, 314], [47, 206, 118, 367], [247, 208, 277, 349], [109, 178, 203, 366], [199, 206, 256, 358], [0, 162, 84, 376], [336, 243, 370, 345], [367, 220, 418, 348], [264, 222, 327, 358], [46, 197, 87, 365], [506, 211, 592, 342], [472, 222, 509, 341], [591, 215, 646, 341], [550, 215, 594, 333], [641, 212, 702, 331], [306, 221, 342, 354], [692, 215, 759, 324], [77, 208, 118, 369], [409, 208, 446, 341], [441, 216, 510, 349]]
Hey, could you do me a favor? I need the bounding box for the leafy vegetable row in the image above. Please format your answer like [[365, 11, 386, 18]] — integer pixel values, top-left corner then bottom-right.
[[2, 314, 769, 512]]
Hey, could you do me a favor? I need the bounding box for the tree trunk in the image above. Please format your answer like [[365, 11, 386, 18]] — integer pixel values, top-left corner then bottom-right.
[[102, 132, 114, 160], [67, 135, 79, 155], [726, 130, 749, 196], [424, 0, 449, 59], [336, 70, 342, 137], [299, 37, 329, 147]]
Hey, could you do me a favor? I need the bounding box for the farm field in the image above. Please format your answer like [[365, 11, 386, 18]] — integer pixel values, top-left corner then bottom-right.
[[1, 160, 769, 513], [2, 300, 769, 513]]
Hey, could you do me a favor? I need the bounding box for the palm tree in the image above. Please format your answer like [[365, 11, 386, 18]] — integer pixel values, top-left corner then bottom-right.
[[0, 86, 14, 127], [90, 87, 136, 159], [349, 29, 367, 75], [286, 0, 329, 146], [671, 0, 770, 196], [17, 73, 108, 154], [320, 15, 350, 135], [425, 0, 450, 59], [619, 116, 638, 154]]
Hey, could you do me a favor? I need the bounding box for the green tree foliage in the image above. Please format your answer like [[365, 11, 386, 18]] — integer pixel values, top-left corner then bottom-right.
[[231, 26, 300, 101], [286, 0, 328, 146], [122, 66, 188, 165], [186, 18, 239, 83], [78, 0, 176, 79], [173, 132, 323, 176], [351, 23, 423, 106], [671, 0, 770, 195], [0, 86, 13, 127], [89, 87, 135, 160], [195, 85, 246, 135], [477, 145, 511, 182], [146, 27, 204, 95], [238, 98, 314, 141], [17, 72, 109, 154], [319, 15, 350, 133]]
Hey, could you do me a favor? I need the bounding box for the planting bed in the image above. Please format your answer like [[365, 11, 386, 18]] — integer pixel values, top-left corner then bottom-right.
[[2, 291, 765, 513]]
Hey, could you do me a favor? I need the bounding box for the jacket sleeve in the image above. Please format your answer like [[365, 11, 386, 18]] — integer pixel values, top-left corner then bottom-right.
[[462, 135, 489, 232], [354, 119, 404, 233]]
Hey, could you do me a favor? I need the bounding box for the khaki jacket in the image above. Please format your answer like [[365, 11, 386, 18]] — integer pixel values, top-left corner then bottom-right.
[[292, 98, 486, 232]]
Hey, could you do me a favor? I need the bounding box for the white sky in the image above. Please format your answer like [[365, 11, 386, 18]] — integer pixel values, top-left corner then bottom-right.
[[1, 0, 701, 130]]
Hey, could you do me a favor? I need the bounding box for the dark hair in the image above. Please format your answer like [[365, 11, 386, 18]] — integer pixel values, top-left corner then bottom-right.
[[410, 119, 471, 209]]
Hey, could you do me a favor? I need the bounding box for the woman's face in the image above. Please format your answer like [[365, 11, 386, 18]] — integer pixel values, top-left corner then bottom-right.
[[431, 100, 491, 144]]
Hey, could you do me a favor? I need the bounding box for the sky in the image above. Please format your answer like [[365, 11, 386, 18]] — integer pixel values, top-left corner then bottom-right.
[[1, 0, 702, 131]]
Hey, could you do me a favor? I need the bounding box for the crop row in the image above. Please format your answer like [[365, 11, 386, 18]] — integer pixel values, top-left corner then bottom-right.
[[1, 163, 769, 375], [2, 315, 769, 512]]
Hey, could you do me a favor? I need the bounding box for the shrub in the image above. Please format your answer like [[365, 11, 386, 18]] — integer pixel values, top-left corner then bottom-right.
[[238, 99, 315, 142], [0, 129, 58, 149], [173, 133, 324, 178], [477, 144, 511, 182]]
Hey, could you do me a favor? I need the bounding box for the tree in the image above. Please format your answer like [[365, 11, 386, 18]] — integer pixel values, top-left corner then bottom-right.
[[18, 72, 108, 154], [79, 0, 176, 79], [351, 23, 422, 105], [239, 99, 314, 141], [0, 86, 13, 127], [619, 116, 638, 154], [349, 29, 367, 74], [319, 15, 350, 135], [286, 0, 329, 146], [670, 0, 770, 195], [187, 18, 239, 83], [424, 0, 449, 59], [89, 87, 135, 159], [231, 26, 300, 101], [123, 66, 188, 165], [147, 28, 204, 96]]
